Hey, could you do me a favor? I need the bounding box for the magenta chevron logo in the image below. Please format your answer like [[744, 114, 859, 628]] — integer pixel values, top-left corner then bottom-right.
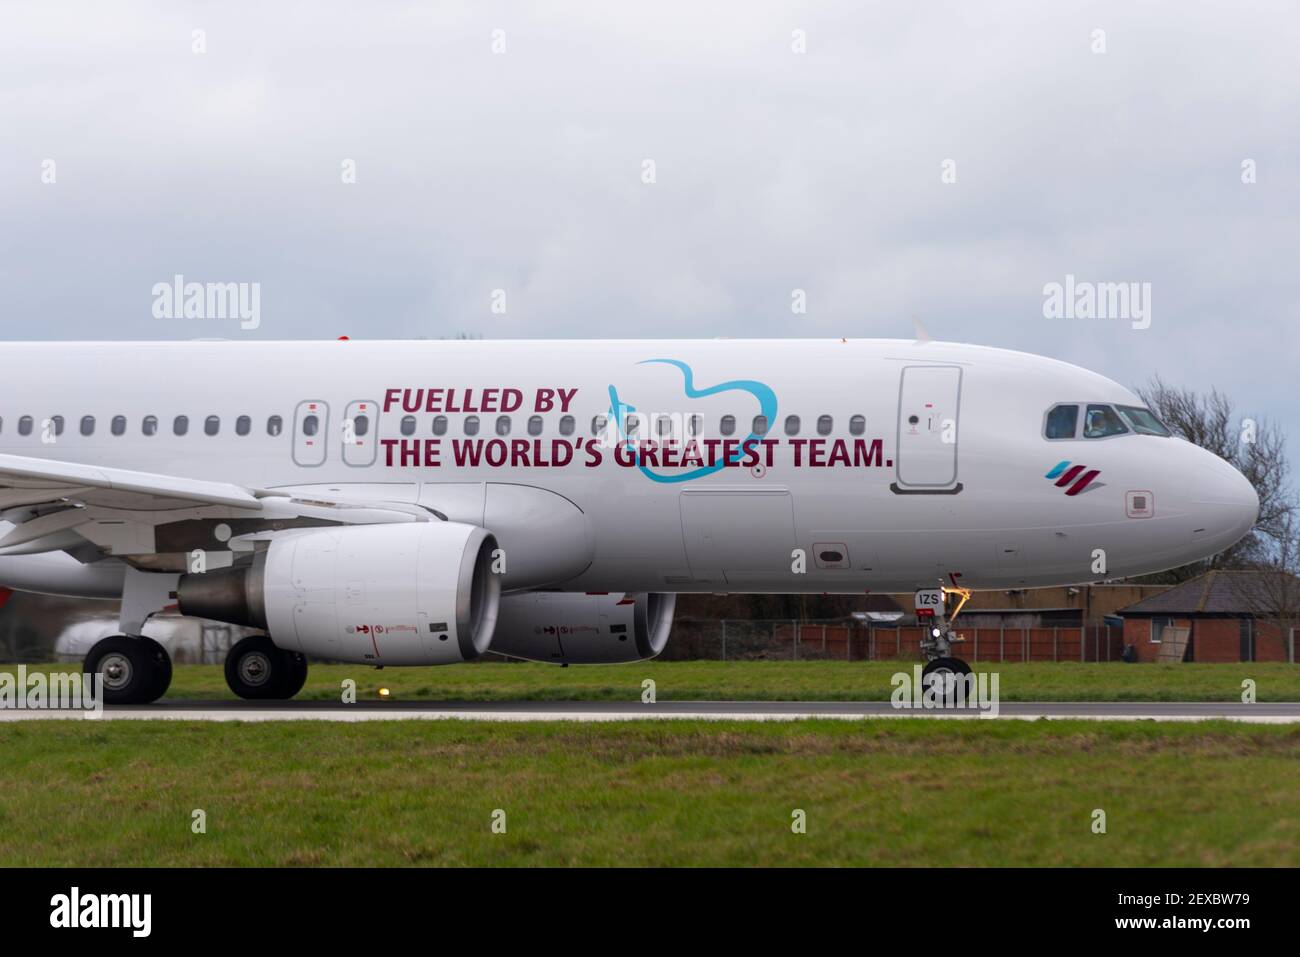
[[1045, 460, 1103, 496]]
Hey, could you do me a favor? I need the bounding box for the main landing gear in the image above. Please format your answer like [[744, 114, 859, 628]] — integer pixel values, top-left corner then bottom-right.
[[80, 633, 307, 703], [78, 569, 308, 704], [224, 635, 308, 700], [83, 635, 174, 705], [918, 583, 974, 702], [82, 568, 181, 705]]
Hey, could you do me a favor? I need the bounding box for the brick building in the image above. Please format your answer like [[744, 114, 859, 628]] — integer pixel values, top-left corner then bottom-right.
[[1116, 570, 1299, 663]]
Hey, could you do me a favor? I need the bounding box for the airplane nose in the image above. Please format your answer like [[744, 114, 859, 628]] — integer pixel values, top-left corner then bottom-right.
[[1189, 449, 1259, 547]]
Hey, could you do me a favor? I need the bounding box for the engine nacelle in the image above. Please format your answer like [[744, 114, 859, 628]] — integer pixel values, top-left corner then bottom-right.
[[490, 591, 676, 664], [178, 522, 500, 665]]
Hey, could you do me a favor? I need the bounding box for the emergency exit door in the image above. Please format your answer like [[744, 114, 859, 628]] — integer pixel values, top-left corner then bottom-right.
[[894, 366, 961, 491], [342, 399, 379, 467], [293, 400, 330, 467]]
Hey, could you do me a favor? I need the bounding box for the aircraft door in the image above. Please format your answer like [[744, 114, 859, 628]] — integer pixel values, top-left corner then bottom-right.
[[894, 366, 961, 491], [293, 400, 330, 467], [342, 399, 378, 467]]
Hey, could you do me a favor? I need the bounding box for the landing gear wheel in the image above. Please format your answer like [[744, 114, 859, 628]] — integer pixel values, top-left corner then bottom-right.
[[225, 635, 308, 700], [922, 657, 973, 705], [136, 636, 174, 701], [280, 651, 309, 699], [84, 635, 173, 705]]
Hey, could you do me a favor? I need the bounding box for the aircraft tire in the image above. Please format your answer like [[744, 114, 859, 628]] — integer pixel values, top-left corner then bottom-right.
[[921, 656, 973, 704], [280, 651, 309, 699], [84, 634, 173, 705], [226, 635, 304, 700]]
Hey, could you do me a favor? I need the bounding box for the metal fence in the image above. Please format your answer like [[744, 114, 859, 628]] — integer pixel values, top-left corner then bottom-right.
[[663, 618, 1126, 662]]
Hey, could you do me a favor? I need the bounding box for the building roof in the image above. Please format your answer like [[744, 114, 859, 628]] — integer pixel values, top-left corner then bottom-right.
[[859, 594, 905, 614], [960, 607, 1083, 615], [1117, 570, 1299, 616]]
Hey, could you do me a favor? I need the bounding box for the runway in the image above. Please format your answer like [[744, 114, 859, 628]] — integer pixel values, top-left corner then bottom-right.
[[3, 700, 1299, 722]]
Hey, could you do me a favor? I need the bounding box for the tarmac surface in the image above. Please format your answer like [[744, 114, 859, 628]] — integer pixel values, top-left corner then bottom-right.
[[3, 700, 1299, 722]]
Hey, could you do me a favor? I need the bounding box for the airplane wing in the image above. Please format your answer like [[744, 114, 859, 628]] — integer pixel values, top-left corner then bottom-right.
[[0, 452, 429, 564], [0, 451, 283, 512]]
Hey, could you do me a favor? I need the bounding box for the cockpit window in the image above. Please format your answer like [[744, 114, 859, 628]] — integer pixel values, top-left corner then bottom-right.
[[1044, 404, 1078, 439], [1083, 404, 1128, 438], [1116, 405, 1171, 437]]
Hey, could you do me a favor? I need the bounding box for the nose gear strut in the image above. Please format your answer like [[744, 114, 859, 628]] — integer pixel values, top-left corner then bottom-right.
[[918, 583, 972, 662], [913, 582, 976, 703]]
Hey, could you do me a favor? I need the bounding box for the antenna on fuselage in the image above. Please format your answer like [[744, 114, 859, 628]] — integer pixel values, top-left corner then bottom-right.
[[912, 314, 932, 344]]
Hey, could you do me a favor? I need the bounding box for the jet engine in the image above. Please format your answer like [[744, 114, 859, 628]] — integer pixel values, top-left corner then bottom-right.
[[490, 591, 676, 664], [178, 522, 500, 665]]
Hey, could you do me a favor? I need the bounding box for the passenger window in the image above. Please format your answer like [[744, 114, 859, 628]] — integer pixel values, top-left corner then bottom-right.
[[849, 415, 866, 436], [656, 416, 674, 437], [267, 415, 283, 437], [464, 416, 480, 436], [400, 415, 416, 437], [302, 415, 319, 437], [18, 416, 32, 436], [495, 415, 511, 436], [559, 415, 576, 437], [784, 415, 800, 436], [1044, 404, 1079, 440], [111, 416, 127, 436], [720, 415, 736, 436], [752, 415, 769, 436], [688, 414, 703, 437], [1116, 405, 1171, 437], [817, 415, 833, 436], [173, 415, 188, 436], [353, 414, 369, 437], [235, 415, 251, 436], [591, 415, 607, 436], [50, 416, 65, 436], [432, 415, 448, 436], [1083, 404, 1128, 438], [205, 415, 221, 436], [625, 414, 640, 438], [527, 415, 544, 436], [143, 416, 158, 437], [80, 416, 95, 436]]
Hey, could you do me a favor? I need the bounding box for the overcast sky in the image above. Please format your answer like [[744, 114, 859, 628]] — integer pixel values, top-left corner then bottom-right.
[[2, 2, 1297, 453]]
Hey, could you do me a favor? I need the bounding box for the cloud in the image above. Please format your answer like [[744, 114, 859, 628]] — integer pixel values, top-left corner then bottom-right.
[[0, 1, 1297, 457]]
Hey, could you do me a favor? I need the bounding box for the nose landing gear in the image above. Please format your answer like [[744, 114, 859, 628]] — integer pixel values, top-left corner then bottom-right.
[[916, 583, 975, 702]]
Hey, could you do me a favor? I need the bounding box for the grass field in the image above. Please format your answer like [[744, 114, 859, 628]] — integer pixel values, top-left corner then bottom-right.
[[8, 659, 1297, 702], [1, 719, 1297, 866]]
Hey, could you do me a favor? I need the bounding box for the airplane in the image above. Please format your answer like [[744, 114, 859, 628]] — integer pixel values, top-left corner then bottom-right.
[[0, 338, 1258, 703]]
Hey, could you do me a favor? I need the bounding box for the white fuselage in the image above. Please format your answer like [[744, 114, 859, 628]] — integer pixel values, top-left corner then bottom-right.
[[0, 338, 1258, 598]]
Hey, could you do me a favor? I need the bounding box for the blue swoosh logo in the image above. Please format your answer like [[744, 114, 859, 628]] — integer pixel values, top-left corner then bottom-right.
[[607, 358, 778, 484]]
